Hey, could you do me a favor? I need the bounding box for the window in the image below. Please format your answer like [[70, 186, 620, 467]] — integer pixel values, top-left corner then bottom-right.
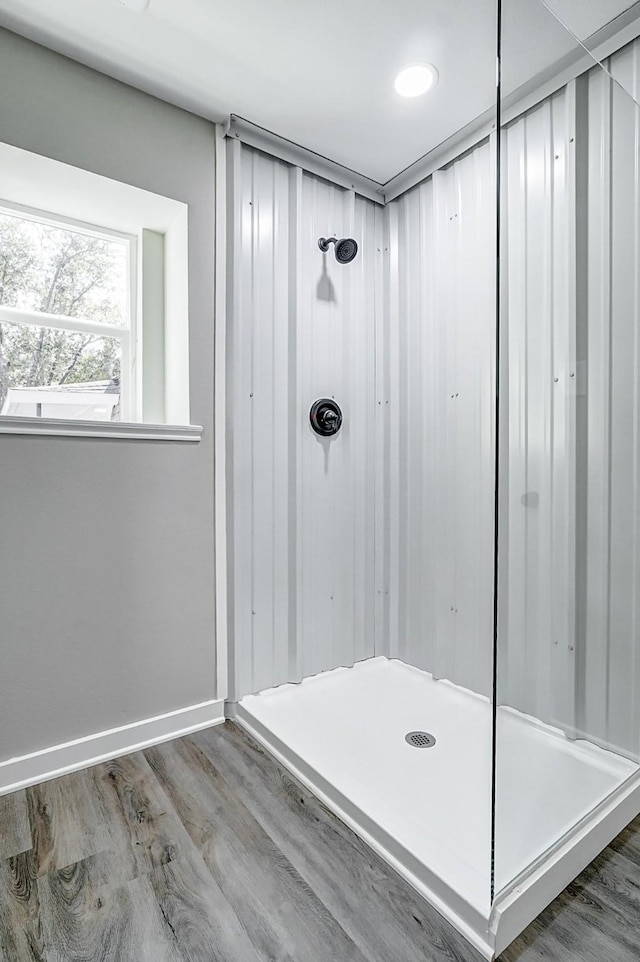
[[0, 206, 135, 421], [0, 141, 195, 439]]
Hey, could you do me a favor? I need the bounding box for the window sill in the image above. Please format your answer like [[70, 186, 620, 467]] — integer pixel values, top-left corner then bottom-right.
[[0, 416, 203, 442]]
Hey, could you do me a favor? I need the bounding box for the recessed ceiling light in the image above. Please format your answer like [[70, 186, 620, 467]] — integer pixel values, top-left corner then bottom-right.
[[394, 63, 439, 98]]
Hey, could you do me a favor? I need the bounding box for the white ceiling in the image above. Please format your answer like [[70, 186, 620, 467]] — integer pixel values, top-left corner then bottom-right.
[[546, 0, 633, 39], [0, 0, 636, 184]]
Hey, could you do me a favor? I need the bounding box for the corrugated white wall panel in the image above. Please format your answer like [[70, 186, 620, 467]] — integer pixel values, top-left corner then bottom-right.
[[227, 141, 295, 698], [579, 43, 640, 757], [498, 40, 640, 758], [229, 137, 498, 702], [384, 141, 497, 696], [227, 142, 382, 699], [498, 85, 579, 730], [296, 177, 379, 680], [227, 40, 640, 751]]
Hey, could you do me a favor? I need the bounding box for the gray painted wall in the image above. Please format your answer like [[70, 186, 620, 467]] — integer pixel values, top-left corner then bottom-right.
[[0, 28, 217, 761]]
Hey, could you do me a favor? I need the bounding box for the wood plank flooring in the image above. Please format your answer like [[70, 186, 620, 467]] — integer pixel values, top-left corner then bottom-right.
[[1, 721, 639, 962]]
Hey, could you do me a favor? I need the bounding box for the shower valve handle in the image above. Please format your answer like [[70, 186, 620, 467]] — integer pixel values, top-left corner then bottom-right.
[[323, 409, 338, 427], [310, 398, 343, 437]]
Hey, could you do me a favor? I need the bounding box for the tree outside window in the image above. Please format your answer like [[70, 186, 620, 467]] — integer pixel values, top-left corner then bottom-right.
[[0, 210, 132, 419]]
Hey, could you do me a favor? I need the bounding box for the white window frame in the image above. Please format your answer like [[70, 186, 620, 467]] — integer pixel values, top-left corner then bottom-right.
[[0, 201, 139, 421], [0, 141, 200, 441]]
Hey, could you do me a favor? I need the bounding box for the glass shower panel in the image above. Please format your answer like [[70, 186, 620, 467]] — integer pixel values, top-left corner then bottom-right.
[[494, 0, 640, 898], [228, 3, 501, 948], [365, 3, 499, 929], [543, 0, 640, 108]]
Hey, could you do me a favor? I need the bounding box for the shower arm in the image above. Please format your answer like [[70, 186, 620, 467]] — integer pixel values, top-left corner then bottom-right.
[[318, 237, 337, 252]]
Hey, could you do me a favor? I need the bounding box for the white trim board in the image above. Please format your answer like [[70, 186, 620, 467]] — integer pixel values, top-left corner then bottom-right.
[[213, 123, 229, 702], [0, 415, 202, 441], [0, 698, 225, 796], [224, 115, 385, 206], [230, 702, 494, 960]]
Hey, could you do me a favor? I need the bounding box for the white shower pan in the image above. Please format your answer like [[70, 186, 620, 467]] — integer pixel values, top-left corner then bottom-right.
[[231, 657, 640, 958]]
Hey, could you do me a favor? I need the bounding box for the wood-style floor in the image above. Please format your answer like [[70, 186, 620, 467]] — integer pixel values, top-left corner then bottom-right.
[[1, 721, 639, 962]]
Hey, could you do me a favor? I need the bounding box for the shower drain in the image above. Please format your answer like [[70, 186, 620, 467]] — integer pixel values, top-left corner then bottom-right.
[[405, 731, 436, 748]]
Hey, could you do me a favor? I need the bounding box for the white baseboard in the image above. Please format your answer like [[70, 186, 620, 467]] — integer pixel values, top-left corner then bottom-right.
[[0, 698, 225, 796]]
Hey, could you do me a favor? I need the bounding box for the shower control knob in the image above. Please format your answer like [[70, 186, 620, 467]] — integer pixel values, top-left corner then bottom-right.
[[310, 398, 343, 437]]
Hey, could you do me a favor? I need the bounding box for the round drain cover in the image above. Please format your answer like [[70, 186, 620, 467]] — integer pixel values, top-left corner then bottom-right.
[[405, 731, 436, 748]]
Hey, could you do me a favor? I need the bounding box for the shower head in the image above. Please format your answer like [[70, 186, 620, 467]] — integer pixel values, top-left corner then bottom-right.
[[318, 236, 358, 264]]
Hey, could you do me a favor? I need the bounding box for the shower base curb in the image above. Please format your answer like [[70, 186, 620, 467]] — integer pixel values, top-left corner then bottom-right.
[[229, 701, 495, 960], [491, 768, 640, 955], [230, 700, 640, 960]]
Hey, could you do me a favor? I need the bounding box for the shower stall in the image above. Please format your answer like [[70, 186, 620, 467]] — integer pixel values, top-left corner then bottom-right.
[[221, 2, 640, 956]]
